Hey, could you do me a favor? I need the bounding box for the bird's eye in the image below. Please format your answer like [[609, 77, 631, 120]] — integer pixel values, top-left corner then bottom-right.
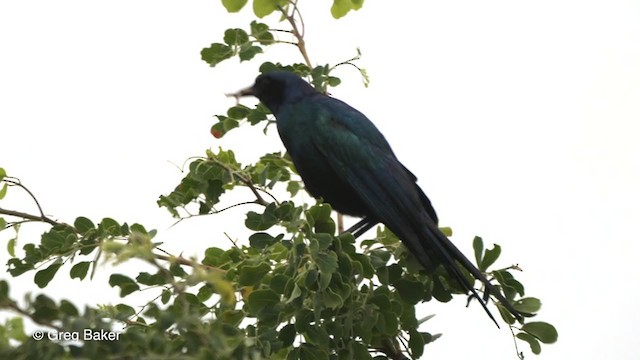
[[256, 76, 270, 87]]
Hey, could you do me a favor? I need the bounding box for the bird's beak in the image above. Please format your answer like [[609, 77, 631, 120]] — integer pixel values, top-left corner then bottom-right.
[[225, 86, 254, 99]]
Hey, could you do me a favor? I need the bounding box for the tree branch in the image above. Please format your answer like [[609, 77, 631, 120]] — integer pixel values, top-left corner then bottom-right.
[[2, 301, 65, 332], [278, 3, 312, 68], [0, 207, 58, 226]]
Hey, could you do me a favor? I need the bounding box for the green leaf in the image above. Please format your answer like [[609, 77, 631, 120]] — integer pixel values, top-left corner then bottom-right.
[[250, 21, 274, 45], [99, 217, 121, 235], [516, 332, 542, 354], [473, 236, 483, 266], [330, 0, 363, 19], [513, 297, 542, 314], [7, 237, 15, 257], [228, 105, 251, 119], [314, 252, 338, 274], [307, 203, 332, 222], [224, 28, 249, 46], [247, 288, 279, 314], [222, 118, 239, 133], [245, 204, 279, 230], [432, 275, 453, 302], [286, 284, 303, 303], [326, 76, 341, 87], [32, 295, 58, 322], [249, 232, 280, 249], [6, 317, 26, 342], [59, 300, 79, 317], [40, 230, 66, 252], [109, 274, 140, 297], [352, 253, 374, 278], [7, 258, 33, 277], [197, 284, 215, 301], [253, 0, 283, 18], [136, 271, 167, 286], [439, 226, 453, 236], [320, 287, 342, 309], [74, 217, 95, 234], [480, 244, 501, 271], [497, 302, 517, 325], [0, 280, 8, 300], [349, 342, 372, 360], [408, 327, 425, 358], [222, 309, 244, 326], [114, 304, 135, 320], [286, 180, 302, 196], [279, 323, 296, 347], [375, 310, 398, 337], [270, 273, 290, 294], [239, 262, 271, 286], [201, 43, 234, 67], [70, 262, 90, 280], [239, 44, 263, 62], [248, 104, 269, 124], [0, 183, 7, 200], [305, 326, 330, 348], [521, 321, 558, 344], [369, 248, 391, 268], [34, 263, 61, 288], [129, 223, 149, 235], [220, 0, 248, 12], [161, 289, 171, 304], [299, 343, 329, 360], [295, 309, 313, 333], [394, 279, 425, 305], [0, 167, 6, 180]]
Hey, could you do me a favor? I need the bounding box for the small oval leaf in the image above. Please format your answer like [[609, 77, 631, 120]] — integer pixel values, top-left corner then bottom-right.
[[521, 321, 558, 344]]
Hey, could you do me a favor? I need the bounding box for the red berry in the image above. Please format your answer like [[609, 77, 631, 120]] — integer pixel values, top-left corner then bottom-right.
[[211, 129, 223, 139]]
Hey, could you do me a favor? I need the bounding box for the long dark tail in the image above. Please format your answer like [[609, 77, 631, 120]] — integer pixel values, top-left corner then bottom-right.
[[344, 217, 523, 326], [419, 221, 523, 327]]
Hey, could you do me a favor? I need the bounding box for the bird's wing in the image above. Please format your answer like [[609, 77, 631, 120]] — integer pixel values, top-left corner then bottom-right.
[[308, 97, 520, 324], [308, 99, 450, 266]]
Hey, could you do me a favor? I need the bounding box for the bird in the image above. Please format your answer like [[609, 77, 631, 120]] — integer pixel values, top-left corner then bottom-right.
[[232, 71, 523, 326]]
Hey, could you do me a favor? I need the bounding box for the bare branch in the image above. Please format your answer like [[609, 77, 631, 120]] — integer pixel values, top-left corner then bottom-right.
[[277, 4, 312, 68], [0, 206, 58, 226], [3, 177, 48, 219]]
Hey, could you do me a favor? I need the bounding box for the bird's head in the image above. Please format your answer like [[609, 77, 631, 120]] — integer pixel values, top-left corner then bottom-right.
[[229, 72, 317, 115]]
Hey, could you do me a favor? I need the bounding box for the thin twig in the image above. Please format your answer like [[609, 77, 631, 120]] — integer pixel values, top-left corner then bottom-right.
[[277, 4, 312, 68], [257, 187, 279, 204], [291, 0, 305, 38], [224, 232, 239, 248], [240, 178, 269, 206], [206, 157, 270, 206], [4, 178, 45, 216], [509, 323, 525, 359], [269, 28, 294, 34], [0, 207, 58, 226]]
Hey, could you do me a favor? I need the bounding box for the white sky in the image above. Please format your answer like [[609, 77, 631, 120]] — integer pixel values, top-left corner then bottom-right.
[[1, 1, 639, 359]]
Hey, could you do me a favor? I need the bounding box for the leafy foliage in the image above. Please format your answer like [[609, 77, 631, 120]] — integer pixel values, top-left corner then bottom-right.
[[0, 2, 557, 360], [218, 0, 363, 19]]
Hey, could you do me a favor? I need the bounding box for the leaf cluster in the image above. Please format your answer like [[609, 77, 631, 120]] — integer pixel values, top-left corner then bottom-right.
[[220, 0, 363, 19]]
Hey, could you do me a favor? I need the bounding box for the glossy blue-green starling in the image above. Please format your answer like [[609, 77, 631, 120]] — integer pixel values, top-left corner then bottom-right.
[[234, 71, 522, 326]]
